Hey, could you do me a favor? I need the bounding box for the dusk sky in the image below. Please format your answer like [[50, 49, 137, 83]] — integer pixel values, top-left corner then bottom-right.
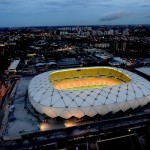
[[0, 0, 150, 27]]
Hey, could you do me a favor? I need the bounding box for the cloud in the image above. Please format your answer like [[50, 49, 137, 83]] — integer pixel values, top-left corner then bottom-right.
[[145, 14, 150, 18], [36, 0, 114, 11], [0, 0, 149, 27], [0, 0, 19, 5], [100, 11, 131, 21], [0, 1, 11, 5], [40, 0, 91, 9], [140, 5, 150, 7]]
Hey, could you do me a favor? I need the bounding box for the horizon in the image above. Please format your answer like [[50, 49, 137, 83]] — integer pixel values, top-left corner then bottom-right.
[[0, 23, 150, 29]]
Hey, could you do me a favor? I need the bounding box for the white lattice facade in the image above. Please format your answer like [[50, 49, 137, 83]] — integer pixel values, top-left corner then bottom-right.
[[28, 67, 150, 119]]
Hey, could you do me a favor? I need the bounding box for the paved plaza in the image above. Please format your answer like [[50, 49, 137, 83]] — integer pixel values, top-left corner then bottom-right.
[[4, 77, 39, 136]]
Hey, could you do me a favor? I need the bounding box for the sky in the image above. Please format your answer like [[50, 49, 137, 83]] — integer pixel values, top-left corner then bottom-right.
[[0, 0, 150, 27]]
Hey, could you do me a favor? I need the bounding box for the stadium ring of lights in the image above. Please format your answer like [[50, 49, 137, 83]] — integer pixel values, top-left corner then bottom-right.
[[28, 67, 150, 119]]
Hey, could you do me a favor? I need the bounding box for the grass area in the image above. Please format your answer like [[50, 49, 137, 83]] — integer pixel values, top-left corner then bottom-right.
[[66, 85, 108, 90]]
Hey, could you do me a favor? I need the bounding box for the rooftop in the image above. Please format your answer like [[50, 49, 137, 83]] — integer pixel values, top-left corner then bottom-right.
[[135, 67, 150, 76], [8, 60, 20, 71]]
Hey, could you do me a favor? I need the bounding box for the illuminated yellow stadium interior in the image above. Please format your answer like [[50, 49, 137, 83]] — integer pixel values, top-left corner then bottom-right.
[[50, 68, 131, 90]]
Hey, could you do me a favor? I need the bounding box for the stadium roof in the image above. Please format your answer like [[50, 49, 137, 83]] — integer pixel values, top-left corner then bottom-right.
[[28, 67, 150, 119]]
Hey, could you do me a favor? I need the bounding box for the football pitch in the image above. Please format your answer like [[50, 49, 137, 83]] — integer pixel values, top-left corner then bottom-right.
[[67, 85, 108, 90]]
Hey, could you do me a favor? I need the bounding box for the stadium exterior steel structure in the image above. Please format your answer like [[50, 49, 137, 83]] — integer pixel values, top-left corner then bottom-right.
[[28, 67, 150, 119]]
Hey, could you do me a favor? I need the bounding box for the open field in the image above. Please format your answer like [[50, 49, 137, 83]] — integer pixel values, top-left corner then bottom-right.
[[66, 85, 108, 90], [54, 77, 123, 90]]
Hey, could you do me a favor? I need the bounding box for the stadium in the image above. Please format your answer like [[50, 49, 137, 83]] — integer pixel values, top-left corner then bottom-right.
[[28, 67, 150, 119]]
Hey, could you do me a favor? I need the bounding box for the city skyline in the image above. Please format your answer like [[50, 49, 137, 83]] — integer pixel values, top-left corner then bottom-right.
[[0, 0, 150, 27]]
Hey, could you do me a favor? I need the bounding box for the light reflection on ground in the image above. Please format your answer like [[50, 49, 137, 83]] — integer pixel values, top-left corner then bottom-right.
[[39, 122, 51, 131], [64, 120, 77, 127]]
